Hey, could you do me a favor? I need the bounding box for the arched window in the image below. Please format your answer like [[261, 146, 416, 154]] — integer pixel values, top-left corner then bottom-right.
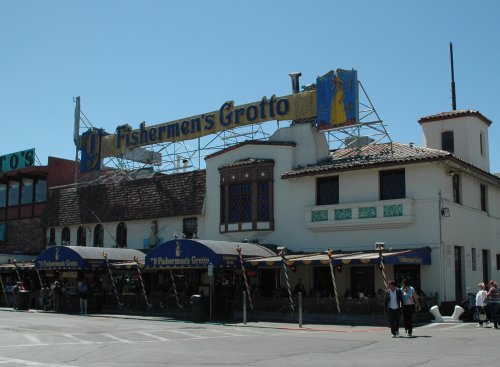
[[61, 227, 70, 246], [49, 228, 56, 245], [116, 222, 127, 248], [94, 224, 104, 247], [77, 226, 86, 246]]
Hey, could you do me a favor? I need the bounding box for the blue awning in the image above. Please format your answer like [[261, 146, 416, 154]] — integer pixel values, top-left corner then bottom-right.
[[35, 246, 145, 270], [145, 239, 276, 269]]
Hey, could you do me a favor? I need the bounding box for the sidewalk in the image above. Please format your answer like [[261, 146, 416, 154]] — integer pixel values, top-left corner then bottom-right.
[[0, 306, 393, 332]]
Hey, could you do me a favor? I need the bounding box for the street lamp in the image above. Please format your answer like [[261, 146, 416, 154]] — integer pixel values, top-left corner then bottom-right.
[[375, 242, 385, 253]]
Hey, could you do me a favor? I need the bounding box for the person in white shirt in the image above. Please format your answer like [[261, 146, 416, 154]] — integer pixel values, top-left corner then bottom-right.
[[384, 280, 403, 338], [475, 282, 488, 328]]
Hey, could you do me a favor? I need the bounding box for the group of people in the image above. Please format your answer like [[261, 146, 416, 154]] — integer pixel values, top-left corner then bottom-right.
[[385, 278, 500, 338], [38, 279, 89, 314], [475, 280, 500, 329], [384, 279, 420, 337], [38, 281, 64, 312]]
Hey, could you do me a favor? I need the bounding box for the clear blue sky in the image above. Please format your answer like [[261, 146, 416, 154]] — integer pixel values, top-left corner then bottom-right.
[[1, 1, 499, 172]]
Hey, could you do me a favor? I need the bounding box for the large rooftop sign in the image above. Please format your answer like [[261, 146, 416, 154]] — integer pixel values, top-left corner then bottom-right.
[[0, 148, 35, 173], [80, 69, 358, 172]]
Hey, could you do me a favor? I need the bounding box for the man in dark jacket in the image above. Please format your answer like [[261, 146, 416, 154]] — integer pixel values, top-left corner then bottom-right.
[[384, 280, 404, 337]]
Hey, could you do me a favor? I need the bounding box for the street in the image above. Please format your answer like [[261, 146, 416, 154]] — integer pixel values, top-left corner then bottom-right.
[[0, 309, 498, 366]]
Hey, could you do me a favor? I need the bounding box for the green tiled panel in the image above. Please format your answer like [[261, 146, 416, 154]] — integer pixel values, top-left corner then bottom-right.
[[383, 204, 403, 217], [359, 206, 377, 219], [312, 210, 328, 222], [334, 208, 352, 220]]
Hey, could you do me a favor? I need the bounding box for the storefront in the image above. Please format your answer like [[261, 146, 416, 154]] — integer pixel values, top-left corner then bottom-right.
[[145, 239, 275, 318], [245, 248, 433, 314], [0, 261, 36, 307], [34, 246, 146, 312]]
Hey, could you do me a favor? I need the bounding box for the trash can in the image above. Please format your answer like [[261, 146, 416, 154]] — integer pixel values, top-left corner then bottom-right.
[[190, 295, 206, 322], [15, 290, 31, 310]]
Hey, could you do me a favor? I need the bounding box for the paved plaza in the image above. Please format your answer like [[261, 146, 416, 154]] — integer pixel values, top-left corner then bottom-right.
[[0, 308, 499, 366]]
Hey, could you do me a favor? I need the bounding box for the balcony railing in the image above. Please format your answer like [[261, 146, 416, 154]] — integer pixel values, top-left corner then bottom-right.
[[305, 198, 415, 231]]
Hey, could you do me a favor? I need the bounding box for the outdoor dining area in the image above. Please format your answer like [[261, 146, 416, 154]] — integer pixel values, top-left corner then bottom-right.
[[0, 241, 435, 323]]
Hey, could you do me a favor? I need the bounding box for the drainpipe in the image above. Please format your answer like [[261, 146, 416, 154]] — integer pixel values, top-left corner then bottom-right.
[[438, 191, 446, 303]]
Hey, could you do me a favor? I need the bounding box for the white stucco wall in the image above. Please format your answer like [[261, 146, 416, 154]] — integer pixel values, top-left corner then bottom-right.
[[203, 123, 500, 302], [421, 116, 490, 171], [48, 215, 205, 251]]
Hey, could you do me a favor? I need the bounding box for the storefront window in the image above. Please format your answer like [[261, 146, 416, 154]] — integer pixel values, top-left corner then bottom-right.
[[21, 178, 34, 205], [394, 265, 421, 294], [8, 181, 19, 207], [35, 179, 47, 203], [350, 266, 375, 298], [0, 184, 6, 208]]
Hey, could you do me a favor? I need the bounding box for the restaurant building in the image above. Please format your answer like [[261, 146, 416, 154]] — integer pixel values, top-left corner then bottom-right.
[[40, 107, 500, 319], [204, 110, 499, 310]]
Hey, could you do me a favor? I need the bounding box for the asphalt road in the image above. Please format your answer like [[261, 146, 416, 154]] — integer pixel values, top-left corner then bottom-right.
[[0, 309, 498, 366]]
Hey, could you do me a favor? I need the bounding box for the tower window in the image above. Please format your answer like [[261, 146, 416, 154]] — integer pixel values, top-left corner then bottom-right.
[[441, 131, 454, 153]]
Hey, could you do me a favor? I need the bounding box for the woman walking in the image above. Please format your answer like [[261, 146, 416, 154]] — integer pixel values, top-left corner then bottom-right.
[[486, 280, 500, 329], [401, 279, 420, 336]]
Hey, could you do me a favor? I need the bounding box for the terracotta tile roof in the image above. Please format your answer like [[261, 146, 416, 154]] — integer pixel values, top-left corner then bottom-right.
[[418, 110, 492, 126], [42, 170, 206, 226], [205, 140, 296, 160], [281, 142, 452, 179], [218, 158, 274, 170]]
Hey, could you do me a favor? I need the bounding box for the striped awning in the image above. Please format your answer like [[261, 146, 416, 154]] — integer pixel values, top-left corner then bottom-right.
[[110, 260, 145, 270], [0, 262, 35, 271], [247, 248, 431, 267]]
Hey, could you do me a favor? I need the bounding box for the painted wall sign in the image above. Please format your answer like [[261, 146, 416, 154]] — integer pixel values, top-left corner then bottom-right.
[[316, 69, 358, 131], [0, 148, 35, 173], [80, 69, 359, 172]]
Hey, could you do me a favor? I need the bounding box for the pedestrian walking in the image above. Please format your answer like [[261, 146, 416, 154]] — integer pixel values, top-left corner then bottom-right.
[[384, 280, 403, 338], [475, 282, 488, 327], [401, 279, 420, 336], [485, 280, 500, 329], [40, 283, 51, 311], [78, 280, 89, 314], [52, 281, 63, 312], [12, 281, 25, 309]]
